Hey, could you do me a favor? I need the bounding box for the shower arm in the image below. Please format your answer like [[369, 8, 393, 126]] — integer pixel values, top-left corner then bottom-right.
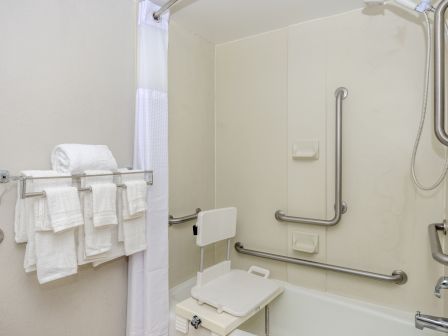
[[434, 0, 448, 146]]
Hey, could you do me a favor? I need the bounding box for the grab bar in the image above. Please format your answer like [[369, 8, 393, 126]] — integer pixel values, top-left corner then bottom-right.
[[169, 208, 201, 225], [275, 87, 348, 226], [434, 0, 448, 146], [235, 242, 408, 285], [429, 222, 448, 265]]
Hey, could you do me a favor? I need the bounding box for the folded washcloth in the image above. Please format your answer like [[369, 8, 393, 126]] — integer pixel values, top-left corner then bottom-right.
[[91, 183, 118, 227], [118, 169, 148, 256], [123, 180, 147, 218], [51, 144, 118, 174], [43, 187, 84, 232], [79, 171, 114, 258]]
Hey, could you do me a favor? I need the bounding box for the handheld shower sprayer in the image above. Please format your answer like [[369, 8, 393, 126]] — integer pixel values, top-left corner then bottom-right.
[[364, 0, 448, 191]]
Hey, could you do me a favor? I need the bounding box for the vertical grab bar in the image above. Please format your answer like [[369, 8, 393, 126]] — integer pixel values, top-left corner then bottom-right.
[[434, 0, 448, 146], [275, 87, 348, 226]]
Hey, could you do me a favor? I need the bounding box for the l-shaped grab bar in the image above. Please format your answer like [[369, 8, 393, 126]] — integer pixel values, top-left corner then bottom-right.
[[275, 87, 348, 226], [434, 0, 448, 146], [169, 208, 201, 225], [428, 222, 448, 265]]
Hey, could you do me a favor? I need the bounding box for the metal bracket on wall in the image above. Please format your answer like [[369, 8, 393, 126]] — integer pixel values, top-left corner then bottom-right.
[[0, 170, 10, 183], [0, 170, 9, 244]]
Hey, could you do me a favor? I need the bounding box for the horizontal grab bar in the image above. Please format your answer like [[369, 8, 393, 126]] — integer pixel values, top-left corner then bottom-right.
[[428, 223, 448, 265], [275, 87, 348, 226], [169, 208, 201, 225], [235, 242, 407, 285]]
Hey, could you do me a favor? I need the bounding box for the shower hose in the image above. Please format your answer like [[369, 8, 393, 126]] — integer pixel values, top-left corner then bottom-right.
[[410, 12, 448, 190]]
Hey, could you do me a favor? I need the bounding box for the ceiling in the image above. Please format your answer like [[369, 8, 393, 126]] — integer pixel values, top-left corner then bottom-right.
[[168, 0, 364, 44]]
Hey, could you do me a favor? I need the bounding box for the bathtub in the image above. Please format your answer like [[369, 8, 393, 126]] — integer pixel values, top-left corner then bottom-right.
[[170, 278, 438, 336]]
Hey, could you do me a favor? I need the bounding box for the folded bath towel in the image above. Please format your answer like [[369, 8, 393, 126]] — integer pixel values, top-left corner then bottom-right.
[[51, 144, 118, 174], [91, 183, 118, 227], [35, 229, 77, 284], [13, 170, 67, 272], [43, 187, 84, 232], [15, 171, 79, 283]]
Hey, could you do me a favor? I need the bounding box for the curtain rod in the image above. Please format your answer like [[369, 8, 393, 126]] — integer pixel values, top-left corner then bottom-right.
[[152, 0, 182, 21]]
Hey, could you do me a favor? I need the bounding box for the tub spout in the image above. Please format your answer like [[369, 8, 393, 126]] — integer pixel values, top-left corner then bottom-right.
[[415, 312, 448, 333]]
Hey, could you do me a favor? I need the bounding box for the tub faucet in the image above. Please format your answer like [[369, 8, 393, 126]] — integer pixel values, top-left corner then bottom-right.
[[415, 312, 448, 333], [435, 276, 448, 298]]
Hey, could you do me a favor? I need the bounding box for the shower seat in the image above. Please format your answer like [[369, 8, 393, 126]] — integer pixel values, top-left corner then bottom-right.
[[175, 208, 283, 336]]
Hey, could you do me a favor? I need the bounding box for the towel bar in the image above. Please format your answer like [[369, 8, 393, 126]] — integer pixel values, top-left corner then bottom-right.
[[235, 242, 407, 285], [169, 208, 201, 225], [428, 222, 448, 265]]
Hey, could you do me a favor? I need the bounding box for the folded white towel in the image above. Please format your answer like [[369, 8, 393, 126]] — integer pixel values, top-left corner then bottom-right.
[[79, 171, 114, 258], [13, 170, 67, 272], [35, 230, 77, 284], [15, 171, 78, 283], [91, 183, 118, 227], [118, 169, 148, 256], [51, 144, 118, 174], [14, 170, 62, 243], [91, 226, 125, 267], [43, 187, 84, 232], [123, 180, 148, 218]]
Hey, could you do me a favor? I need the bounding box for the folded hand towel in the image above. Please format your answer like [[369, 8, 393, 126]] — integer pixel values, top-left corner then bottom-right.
[[51, 144, 118, 174], [79, 171, 114, 258], [43, 187, 84, 232], [91, 183, 118, 227], [14, 170, 63, 243], [118, 169, 147, 256], [123, 180, 147, 218]]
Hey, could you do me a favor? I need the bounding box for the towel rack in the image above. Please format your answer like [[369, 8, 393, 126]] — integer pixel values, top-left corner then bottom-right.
[[275, 87, 348, 226], [428, 222, 448, 265], [0, 170, 153, 199], [169, 208, 201, 225], [235, 242, 407, 285]]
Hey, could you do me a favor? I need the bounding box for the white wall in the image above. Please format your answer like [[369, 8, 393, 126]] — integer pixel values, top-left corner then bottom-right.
[[215, 7, 445, 315], [0, 1, 136, 335], [168, 22, 216, 287]]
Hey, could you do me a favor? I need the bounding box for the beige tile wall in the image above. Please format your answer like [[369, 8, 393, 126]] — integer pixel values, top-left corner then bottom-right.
[[0, 1, 136, 335], [215, 8, 446, 314], [168, 22, 216, 287]]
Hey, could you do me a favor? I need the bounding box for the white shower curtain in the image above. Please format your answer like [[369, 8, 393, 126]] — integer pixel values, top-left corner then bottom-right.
[[127, 1, 169, 336]]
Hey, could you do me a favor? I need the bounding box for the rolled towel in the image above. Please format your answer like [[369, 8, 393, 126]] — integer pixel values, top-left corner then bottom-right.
[[51, 144, 118, 174]]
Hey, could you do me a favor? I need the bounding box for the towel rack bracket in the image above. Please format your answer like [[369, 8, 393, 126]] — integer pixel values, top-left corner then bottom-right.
[[340, 201, 348, 214], [0, 170, 10, 183]]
